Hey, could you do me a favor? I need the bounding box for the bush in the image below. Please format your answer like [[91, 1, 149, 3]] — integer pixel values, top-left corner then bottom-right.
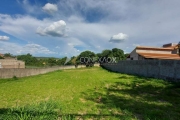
[[13, 76, 18, 80]]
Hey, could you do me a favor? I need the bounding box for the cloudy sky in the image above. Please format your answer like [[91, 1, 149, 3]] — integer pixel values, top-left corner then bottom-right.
[[0, 0, 180, 57]]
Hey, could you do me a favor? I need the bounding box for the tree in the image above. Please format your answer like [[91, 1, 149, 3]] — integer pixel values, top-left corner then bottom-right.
[[96, 53, 102, 58], [124, 53, 130, 59], [3, 53, 14, 58], [17, 53, 38, 66], [47, 58, 57, 66], [101, 49, 113, 57], [0, 56, 4, 59], [97, 48, 125, 64], [76, 51, 96, 67], [98, 49, 113, 64], [112, 48, 125, 60], [66, 56, 76, 65]]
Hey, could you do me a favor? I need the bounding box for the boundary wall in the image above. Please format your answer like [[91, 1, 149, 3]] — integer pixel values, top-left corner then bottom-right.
[[101, 60, 180, 82], [0, 65, 87, 78]]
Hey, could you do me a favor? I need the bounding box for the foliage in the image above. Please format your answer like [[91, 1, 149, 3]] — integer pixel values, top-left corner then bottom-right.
[[13, 76, 18, 80], [76, 48, 125, 65], [0, 56, 4, 59], [5, 47, 125, 67], [125, 53, 130, 59], [112, 48, 125, 60], [3, 53, 14, 58], [97, 48, 125, 64], [76, 51, 96, 67], [0, 100, 60, 120], [47, 58, 57, 66], [16, 54, 75, 67], [17, 53, 38, 66]]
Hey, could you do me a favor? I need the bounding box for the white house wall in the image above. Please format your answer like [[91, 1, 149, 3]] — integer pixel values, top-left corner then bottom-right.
[[128, 49, 139, 60]]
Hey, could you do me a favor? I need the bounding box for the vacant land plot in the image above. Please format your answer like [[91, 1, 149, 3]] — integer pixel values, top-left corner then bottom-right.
[[0, 67, 180, 119]]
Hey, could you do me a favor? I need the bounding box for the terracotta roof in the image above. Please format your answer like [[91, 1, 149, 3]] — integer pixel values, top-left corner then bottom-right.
[[136, 46, 174, 51], [137, 52, 180, 60]]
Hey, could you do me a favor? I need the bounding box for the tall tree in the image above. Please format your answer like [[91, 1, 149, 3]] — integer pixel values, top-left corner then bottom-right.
[[76, 51, 96, 67], [47, 58, 57, 66], [112, 48, 125, 61], [98, 49, 113, 64], [17, 53, 38, 66], [3, 53, 13, 58]]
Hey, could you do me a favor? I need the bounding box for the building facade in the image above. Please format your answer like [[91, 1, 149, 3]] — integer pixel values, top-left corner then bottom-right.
[[127, 43, 180, 60]]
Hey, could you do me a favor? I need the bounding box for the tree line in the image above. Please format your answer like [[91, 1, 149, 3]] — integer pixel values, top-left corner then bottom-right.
[[0, 48, 129, 67]]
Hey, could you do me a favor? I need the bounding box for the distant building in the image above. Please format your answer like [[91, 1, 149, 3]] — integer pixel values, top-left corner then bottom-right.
[[0, 54, 25, 68], [127, 43, 180, 60], [0, 53, 4, 58]]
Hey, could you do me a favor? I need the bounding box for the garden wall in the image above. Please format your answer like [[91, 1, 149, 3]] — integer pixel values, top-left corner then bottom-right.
[[101, 60, 180, 82], [0, 65, 88, 78]]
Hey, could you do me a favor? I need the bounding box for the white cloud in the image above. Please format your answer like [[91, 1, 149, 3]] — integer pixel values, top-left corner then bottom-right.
[[0, 42, 56, 55], [1, 0, 180, 56], [0, 14, 45, 41], [36, 20, 67, 37], [0, 36, 9, 40], [109, 33, 128, 43], [17, 0, 41, 15], [22, 44, 56, 54], [42, 3, 58, 14]]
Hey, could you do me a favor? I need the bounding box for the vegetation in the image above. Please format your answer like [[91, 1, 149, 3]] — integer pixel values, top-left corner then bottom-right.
[[2, 48, 128, 67], [76, 50, 96, 67], [97, 48, 125, 64], [0, 67, 180, 119], [0, 56, 4, 59], [0, 53, 14, 59], [125, 53, 130, 58], [75, 48, 126, 67], [3, 53, 14, 58], [16, 54, 75, 67]]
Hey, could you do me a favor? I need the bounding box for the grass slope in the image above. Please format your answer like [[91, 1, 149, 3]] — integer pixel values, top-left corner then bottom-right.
[[0, 67, 180, 119]]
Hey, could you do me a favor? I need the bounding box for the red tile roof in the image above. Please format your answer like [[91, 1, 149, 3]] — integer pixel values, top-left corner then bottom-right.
[[136, 46, 174, 51], [137, 52, 180, 60]]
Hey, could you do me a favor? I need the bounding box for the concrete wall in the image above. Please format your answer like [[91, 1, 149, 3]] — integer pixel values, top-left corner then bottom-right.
[[0, 59, 25, 68], [0, 65, 87, 78], [101, 60, 180, 82]]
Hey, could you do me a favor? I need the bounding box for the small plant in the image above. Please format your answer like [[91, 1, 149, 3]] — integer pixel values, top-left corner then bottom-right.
[[0, 100, 60, 120], [13, 76, 18, 80]]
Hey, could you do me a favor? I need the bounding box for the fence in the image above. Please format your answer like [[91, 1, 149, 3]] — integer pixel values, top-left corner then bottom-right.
[[0, 65, 87, 78], [101, 60, 180, 82]]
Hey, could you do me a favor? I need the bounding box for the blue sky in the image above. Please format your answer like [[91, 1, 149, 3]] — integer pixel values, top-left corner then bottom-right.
[[0, 0, 180, 57]]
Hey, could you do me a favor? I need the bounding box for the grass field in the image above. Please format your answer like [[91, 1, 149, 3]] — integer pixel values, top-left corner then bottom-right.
[[0, 67, 180, 119]]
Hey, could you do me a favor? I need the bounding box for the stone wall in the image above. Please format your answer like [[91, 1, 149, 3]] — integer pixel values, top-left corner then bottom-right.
[[101, 60, 180, 82]]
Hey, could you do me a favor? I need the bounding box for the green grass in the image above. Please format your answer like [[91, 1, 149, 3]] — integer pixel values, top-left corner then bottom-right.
[[0, 67, 180, 119]]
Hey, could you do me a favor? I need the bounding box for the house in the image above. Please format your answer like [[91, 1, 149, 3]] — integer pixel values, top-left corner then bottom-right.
[[0, 59, 25, 68], [0, 53, 25, 68], [127, 43, 180, 60]]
